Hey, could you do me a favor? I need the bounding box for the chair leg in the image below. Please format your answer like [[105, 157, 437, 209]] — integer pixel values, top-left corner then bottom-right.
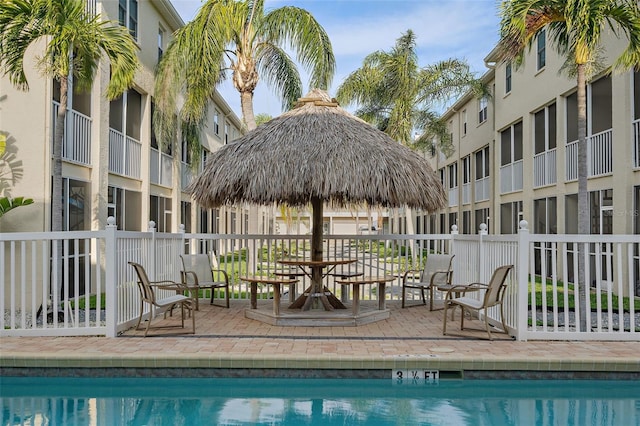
[[429, 286, 434, 311], [135, 300, 144, 330], [225, 286, 230, 308], [420, 287, 426, 305], [460, 307, 466, 331], [442, 301, 449, 335], [485, 309, 492, 340], [401, 286, 406, 308]]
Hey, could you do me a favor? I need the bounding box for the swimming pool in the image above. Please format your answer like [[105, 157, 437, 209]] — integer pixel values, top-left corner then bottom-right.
[[2, 377, 638, 425]]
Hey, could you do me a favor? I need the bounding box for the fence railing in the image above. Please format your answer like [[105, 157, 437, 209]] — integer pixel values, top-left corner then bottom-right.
[[52, 101, 92, 165], [565, 128, 613, 181], [462, 182, 470, 205], [108, 129, 142, 179], [2, 221, 638, 340]]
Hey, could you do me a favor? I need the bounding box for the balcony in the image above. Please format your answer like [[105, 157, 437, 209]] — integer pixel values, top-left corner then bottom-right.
[[108, 129, 141, 179], [474, 177, 490, 202], [51, 101, 92, 166], [533, 148, 557, 188], [150, 148, 173, 187], [565, 128, 613, 181], [462, 182, 471, 205], [500, 160, 523, 194], [181, 161, 194, 190], [448, 186, 458, 207]]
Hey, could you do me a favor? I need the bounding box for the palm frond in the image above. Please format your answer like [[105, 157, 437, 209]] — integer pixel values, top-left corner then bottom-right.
[[255, 43, 301, 111]]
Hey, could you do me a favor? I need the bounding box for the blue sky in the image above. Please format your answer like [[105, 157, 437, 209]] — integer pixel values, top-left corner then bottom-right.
[[170, 0, 502, 120]]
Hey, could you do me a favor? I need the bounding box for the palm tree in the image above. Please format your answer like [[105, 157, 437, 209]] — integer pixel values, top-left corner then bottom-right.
[[498, 0, 640, 329], [154, 0, 335, 163], [336, 30, 487, 237], [336, 30, 487, 156], [0, 0, 138, 232]]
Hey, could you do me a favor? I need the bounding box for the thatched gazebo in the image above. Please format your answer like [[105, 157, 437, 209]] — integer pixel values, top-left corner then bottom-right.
[[188, 89, 446, 316]]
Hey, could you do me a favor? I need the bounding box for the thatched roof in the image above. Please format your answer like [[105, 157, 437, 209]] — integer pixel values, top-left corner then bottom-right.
[[188, 89, 446, 212]]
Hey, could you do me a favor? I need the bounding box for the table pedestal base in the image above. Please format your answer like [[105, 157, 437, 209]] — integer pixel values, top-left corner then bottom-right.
[[288, 285, 347, 310], [244, 304, 389, 327]]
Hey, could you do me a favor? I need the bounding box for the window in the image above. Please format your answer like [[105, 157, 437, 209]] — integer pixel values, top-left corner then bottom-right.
[[475, 208, 489, 233], [448, 212, 457, 233], [119, 0, 138, 40], [500, 122, 523, 193], [462, 156, 471, 185], [536, 29, 546, 70], [448, 163, 458, 190], [462, 210, 471, 234], [224, 123, 230, 144], [462, 110, 467, 135], [158, 28, 164, 63], [475, 147, 490, 180], [439, 168, 446, 187], [534, 103, 557, 154], [181, 201, 191, 233], [500, 122, 523, 166], [500, 201, 522, 234], [505, 62, 512, 93], [181, 138, 191, 164], [150, 195, 172, 232], [534, 197, 557, 234], [214, 110, 220, 135], [478, 97, 488, 124]]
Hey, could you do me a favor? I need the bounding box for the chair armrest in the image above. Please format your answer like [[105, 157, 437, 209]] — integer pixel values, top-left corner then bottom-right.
[[429, 270, 452, 285], [151, 280, 187, 291], [212, 269, 229, 283], [444, 282, 488, 299]]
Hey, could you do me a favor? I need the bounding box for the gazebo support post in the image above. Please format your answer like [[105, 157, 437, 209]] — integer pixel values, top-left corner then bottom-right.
[[302, 197, 333, 310]]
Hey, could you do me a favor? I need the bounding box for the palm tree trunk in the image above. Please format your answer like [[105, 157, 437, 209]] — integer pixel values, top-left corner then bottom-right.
[[52, 78, 66, 232], [241, 90, 256, 131], [576, 64, 589, 332], [241, 89, 259, 271]]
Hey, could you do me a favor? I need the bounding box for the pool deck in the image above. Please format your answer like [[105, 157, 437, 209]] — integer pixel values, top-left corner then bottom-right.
[[1, 300, 639, 379]]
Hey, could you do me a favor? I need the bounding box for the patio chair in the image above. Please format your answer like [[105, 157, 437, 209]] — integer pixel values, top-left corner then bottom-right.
[[442, 264, 513, 340], [401, 254, 454, 309], [129, 262, 196, 337], [180, 253, 230, 309]]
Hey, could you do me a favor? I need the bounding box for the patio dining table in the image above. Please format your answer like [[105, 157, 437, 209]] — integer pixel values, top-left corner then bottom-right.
[[277, 258, 357, 311]]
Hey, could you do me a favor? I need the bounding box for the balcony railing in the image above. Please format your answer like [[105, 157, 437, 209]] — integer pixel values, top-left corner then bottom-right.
[[500, 159, 523, 194], [533, 148, 557, 188], [565, 128, 613, 181], [474, 176, 490, 202], [150, 148, 173, 187], [448, 186, 458, 207], [108, 128, 141, 179], [52, 101, 92, 165], [462, 182, 470, 205], [181, 161, 194, 190], [633, 118, 639, 169]]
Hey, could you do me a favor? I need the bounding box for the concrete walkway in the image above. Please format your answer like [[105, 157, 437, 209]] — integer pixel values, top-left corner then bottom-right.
[[1, 300, 639, 378]]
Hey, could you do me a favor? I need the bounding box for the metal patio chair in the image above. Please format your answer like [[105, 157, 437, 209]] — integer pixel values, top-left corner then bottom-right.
[[401, 254, 454, 309], [180, 253, 230, 309]]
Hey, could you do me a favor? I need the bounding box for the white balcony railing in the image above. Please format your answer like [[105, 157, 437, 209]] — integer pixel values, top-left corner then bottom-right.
[[52, 101, 92, 165], [500, 159, 523, 194], [565, 128, 613, 181], [448, 186, 458, 207], [108, 128, 141, 179], [150, 148, 173, 187], [633, 118, 639, 169], [474, 177, 490, 202], [181, 161, 194, 190], [533, 148, 557, 188], [462, 182, 471, 205]]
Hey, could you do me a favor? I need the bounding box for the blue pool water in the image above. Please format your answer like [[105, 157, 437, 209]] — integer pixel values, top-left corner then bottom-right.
[[1, 377, 639, 425]]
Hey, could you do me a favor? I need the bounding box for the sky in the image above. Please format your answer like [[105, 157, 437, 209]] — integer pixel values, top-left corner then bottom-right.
[[170, 0, 502, 120]]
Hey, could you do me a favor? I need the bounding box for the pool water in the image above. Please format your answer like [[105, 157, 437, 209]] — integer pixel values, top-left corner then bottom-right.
[[1, 377, 638, 425]]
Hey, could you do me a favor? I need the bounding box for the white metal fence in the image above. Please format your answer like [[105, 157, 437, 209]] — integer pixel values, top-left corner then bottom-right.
[[2, 220, 638, 340], [108, 129, 142, 179], [533, 148, 557, 188], [566, 129, 614, 181]]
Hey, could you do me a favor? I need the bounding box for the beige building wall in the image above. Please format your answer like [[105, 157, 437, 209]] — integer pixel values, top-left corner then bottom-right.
[[0, 0, 245, 234], [422, 27, 639, 237]]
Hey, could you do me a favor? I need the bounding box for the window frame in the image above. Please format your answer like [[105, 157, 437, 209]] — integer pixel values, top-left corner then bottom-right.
[[536, 29, 546, 70]]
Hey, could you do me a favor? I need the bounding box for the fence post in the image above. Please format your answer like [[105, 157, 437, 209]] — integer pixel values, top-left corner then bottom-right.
[[105, 217, 118, 338], [516, 220, 530, 341], [450, 225, 458, 274], [148, 221, 156, 281], [478, 223, 487, 282]]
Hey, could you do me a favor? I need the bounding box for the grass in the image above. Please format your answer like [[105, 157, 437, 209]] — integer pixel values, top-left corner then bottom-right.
[[530, 276, 640, 312]]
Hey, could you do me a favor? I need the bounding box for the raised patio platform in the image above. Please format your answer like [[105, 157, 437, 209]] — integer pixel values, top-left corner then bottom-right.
[[244, 303, 390, 326]]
